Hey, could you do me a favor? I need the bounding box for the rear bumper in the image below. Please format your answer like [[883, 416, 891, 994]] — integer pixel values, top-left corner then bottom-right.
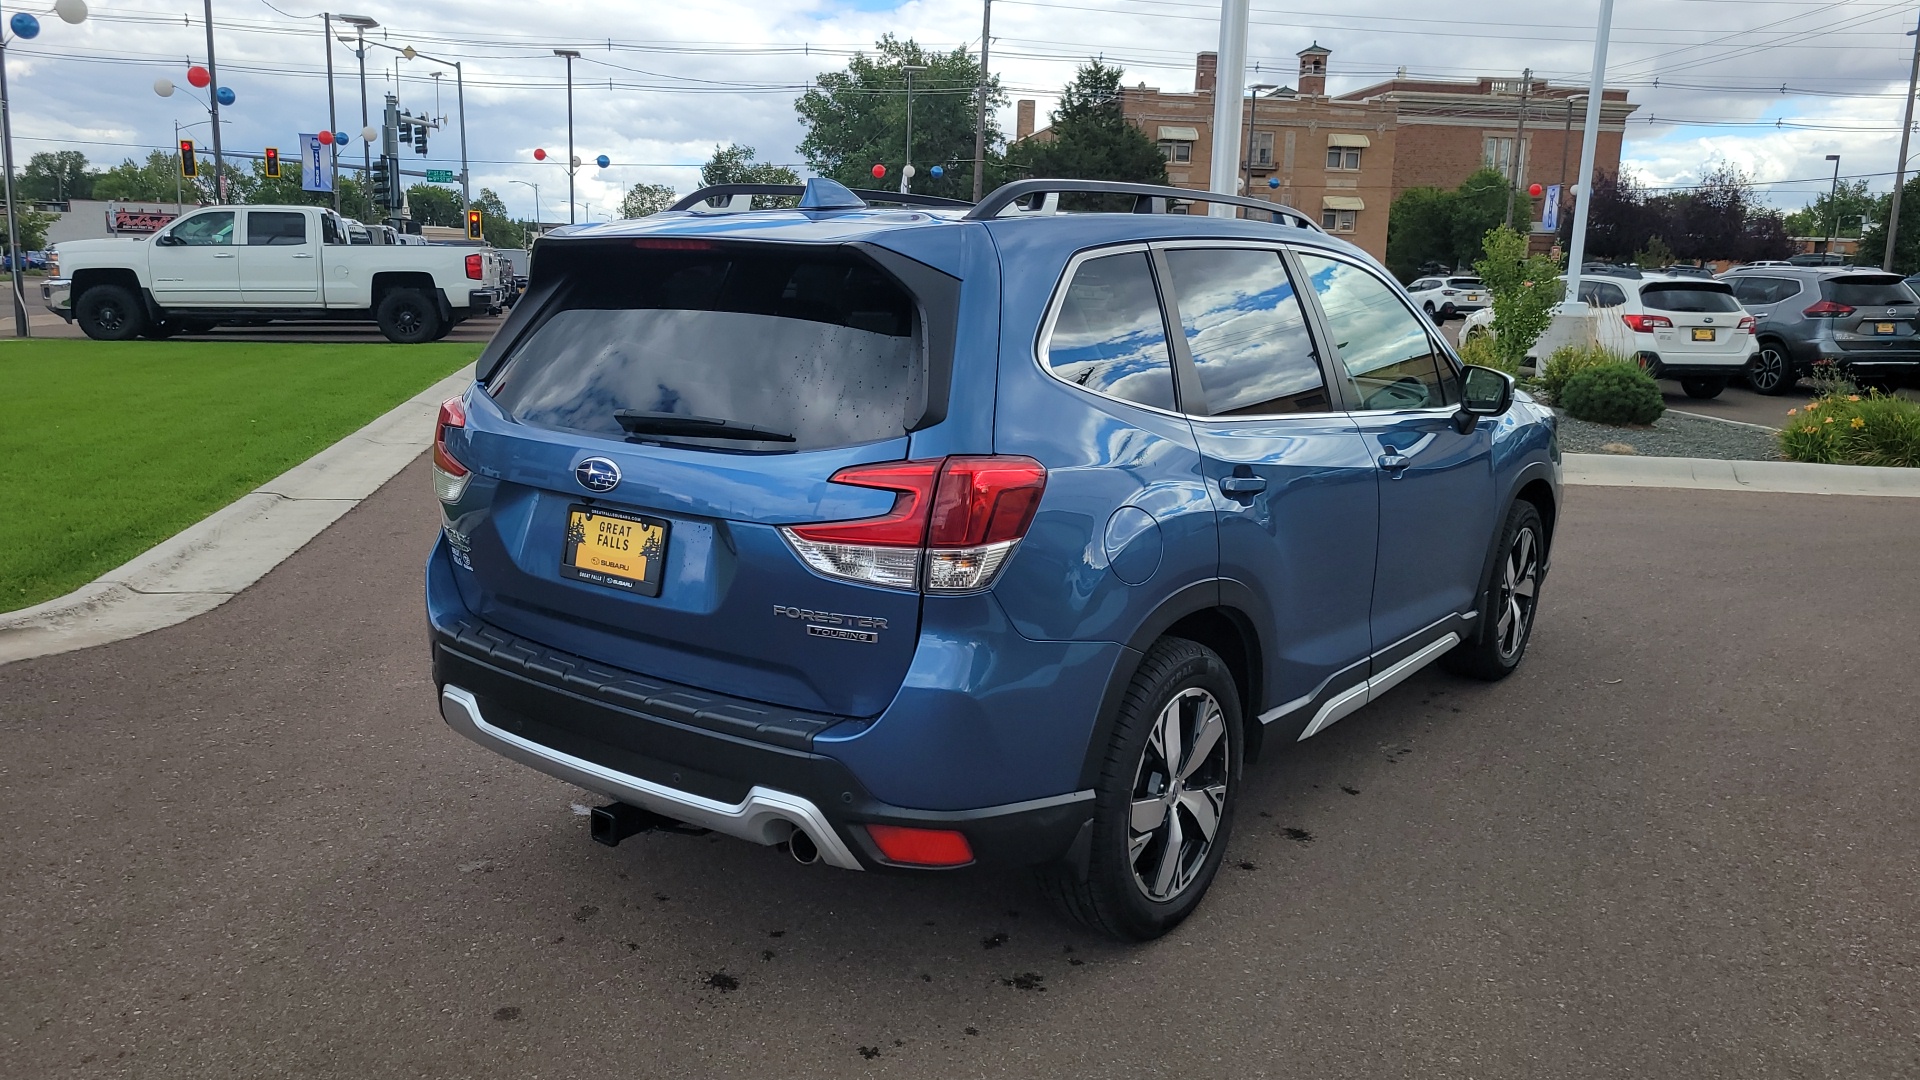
[[465, 286, 508, 315], [1634, 350, 1754, 378]]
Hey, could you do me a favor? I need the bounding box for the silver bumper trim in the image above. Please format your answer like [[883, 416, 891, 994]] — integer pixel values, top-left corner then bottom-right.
[[439, 684, 864, 871], [41, 277, 72, 315]]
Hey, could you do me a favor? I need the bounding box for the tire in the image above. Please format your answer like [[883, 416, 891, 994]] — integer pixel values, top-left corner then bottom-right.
[[1748, 342, 1796, 396], [74, 284, 147, 341], [1424, 301, 1439, 321], [375, 288, 441, 344], [1441, 303, 1457, 320], [1442, 501, 1545, 682], [431, 317, 457, 341], [1680, 376, 1726, 399], [1037, 637, 1243, 941], [138, 321, 181, 340]]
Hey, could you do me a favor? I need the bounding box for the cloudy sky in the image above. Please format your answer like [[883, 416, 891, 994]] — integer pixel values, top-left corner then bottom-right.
[[7, 0, 1916, 219]]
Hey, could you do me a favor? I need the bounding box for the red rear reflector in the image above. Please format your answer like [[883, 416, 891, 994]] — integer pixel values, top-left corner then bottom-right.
[[928, 456, 1047, 547], [1621, 313, 1673, 333], [464, 253, 483, 280], [632, 238, 714, 250], [865, 824, 974, 867], [787, 461, 941, 546], [1803, 299, 1854, 318], [433, 396, 468, 478]]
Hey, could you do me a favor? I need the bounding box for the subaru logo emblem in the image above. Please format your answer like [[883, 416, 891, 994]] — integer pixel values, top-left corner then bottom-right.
[[575, 457, 621, 493]]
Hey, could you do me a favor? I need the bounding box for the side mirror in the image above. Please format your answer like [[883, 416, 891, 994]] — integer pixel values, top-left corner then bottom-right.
[[1455, 365, 1515, 432], [155, 234, 181, 247]]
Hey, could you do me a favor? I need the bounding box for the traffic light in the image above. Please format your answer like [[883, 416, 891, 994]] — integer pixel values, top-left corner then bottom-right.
[[466, 208, 483, 241], [414, 123, 428, 154], [179, 140, 196, 178], [263, 147, 280, 179], [369, 158, 393, 209], [397, 119, 411, 147]]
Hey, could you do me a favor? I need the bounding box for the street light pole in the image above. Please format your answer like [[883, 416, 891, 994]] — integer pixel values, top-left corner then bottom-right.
[[201, 0, 225, 202], [1208, 0, 1251, 216], [1241, 84, 1276, 201], [1824, 153, 1842, 256], [1564, 0, 1616, 309], [555, 49, 580, 224], [972, 0, 991, 202], [510, 179, 539, 238], [2, 0, 91, 338], [1887, 19, 1920, 270], [902, 63, 928, 195], [338, 15, 378, 200], [324, 12, 339, 211]]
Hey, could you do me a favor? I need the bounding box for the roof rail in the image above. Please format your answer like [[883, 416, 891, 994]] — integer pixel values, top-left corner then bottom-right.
[[667, 182, 974, 214], [964, 179, 1322, 231]]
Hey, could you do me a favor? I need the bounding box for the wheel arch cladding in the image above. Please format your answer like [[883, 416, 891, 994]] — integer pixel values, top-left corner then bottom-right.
[[1515, 477, 1557, 552], [1162, 607, 1264, 763], [72, 266, 142, 298]]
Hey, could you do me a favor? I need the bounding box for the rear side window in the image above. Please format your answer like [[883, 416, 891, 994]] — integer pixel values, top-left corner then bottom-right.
[[1822, 276, 1916, 306], [1163, 247, 1329, 415], [1731, 276, 1800, 305], [490, 245, 923, 451], [247, 211, 307, 246], [1043, 251, 1177, 411], [1579, 281, 1627, 308], [1640, 283, 1740, 313]]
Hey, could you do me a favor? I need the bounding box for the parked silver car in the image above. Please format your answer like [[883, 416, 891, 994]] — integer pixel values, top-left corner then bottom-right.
[[1721, 267, 1920, 394]]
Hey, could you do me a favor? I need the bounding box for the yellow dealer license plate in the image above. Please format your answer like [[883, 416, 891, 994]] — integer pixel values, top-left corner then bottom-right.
[[1691, 327, 1715, 341], [561, 505, 669, 596], [1875, 322, 1898, 335]]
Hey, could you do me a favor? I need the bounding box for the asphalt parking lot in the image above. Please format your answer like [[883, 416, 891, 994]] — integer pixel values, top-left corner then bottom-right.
[[4, 457, 1916, 1078]]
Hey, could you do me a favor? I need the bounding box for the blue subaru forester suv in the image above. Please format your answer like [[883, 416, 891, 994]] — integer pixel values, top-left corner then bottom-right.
[[427, 178, 1560, 940]]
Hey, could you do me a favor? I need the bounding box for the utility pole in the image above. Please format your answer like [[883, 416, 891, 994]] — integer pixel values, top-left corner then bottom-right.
[[1824, 154, 1841, 255], [1504, 68, 1531, 229], [1207, 0, 1252, 215], [324, 13, 339, 211], [972, 0, 991, 202], [1565, 0, 1616, 309], [555, 49, 579, 224], [902, 63, 928, 195], [202, 0, 224, 202], [1884, 15, 1920, 270]]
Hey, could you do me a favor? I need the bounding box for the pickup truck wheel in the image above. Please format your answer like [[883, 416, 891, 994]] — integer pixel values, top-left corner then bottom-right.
[[375, 288, 441, 344], [75, 284, 147, 341]]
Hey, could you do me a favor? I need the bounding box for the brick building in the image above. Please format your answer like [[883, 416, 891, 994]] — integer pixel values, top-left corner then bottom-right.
[[1012, 45, 1637, 261]]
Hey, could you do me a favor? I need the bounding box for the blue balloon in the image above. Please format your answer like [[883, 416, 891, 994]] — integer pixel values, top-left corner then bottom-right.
[[216, 86, 236, 106], [596, 154, 610, 169], [929, 165, 944, 179], [1268, 176, 1280, 189], [335, 132, 349, 146], [10, 13, 40, 39]]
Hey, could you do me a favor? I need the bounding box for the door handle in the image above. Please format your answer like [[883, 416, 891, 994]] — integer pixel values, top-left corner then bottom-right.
[[1219, 475, 1266, 497], [1378, 453, 1411, 478], [213, 252, 235, 259], [292, 253, 314, 259]]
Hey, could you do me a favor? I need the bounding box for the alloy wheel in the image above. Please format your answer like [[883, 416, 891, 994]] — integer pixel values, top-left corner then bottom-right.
[[98, 303, 125, 332], [1128, 688, 1230, 903], [1496, 525, 1540, 661], [396, 306, 422, 335], [1751, 348, 1786, 392]]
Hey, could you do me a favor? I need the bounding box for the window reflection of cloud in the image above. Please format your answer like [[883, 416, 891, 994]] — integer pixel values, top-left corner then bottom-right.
[[1167, 249, 1322, 413], [1045, 254, 1176, 410], [1299, 256, 1427, 378]]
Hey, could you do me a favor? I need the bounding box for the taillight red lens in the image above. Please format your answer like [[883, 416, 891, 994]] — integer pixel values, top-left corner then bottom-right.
[[787, 461, 940, 546], [433, 396, 468, 479], [464, 253, 483, 280], [928, 456, 1048, 547], [1803, 299, 1854, 318], [1737, 316, 1756, 332], [865, 824, 974, 867], [1621, 313, 1673, 333]]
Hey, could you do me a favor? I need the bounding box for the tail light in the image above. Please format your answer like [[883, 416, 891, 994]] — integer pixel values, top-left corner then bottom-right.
[[1441, 289, 1456, 296], [1621, 314, 1673, 333], [464, 253, 484, 280], [1803, 300, 1854, 318], [432, 396, 470, 502], [782, 456, 1047, 593], [865, 824, 974, 867], [1737, 316, 1756, 332]]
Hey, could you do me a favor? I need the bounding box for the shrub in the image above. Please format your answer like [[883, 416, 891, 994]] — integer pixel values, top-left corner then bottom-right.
[[1454, 330, 1512, 374], [1778, 391, 1920, 467], [1537, 343, 1629, 405], [1559, 361, 1665, 426], [1472, 225, 1563, 375]]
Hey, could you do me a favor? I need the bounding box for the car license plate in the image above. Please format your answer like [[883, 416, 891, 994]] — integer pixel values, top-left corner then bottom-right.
[[1691, 327, 1715, 342], [561, 505, 669, 596], [1875, 322, 1898, 335], [1465, 293, 1483, 302]]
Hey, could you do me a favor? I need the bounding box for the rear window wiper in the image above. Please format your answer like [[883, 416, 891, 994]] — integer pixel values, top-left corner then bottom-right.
[[614, 410, 796, 443]]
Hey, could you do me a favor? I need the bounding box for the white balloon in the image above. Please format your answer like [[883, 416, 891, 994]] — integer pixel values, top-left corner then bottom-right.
[[902, 164, 916, 178], [153, 77, 175, 98], [55, 0, 88, 24], [362, 125, 379, 143]]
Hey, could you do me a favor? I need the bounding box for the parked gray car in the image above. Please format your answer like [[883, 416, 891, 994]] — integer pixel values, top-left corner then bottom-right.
[[1721, 267, 1920, 394]]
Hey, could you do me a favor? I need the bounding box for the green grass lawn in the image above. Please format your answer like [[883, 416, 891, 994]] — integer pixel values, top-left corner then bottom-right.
[[1, 340, 480, 613]]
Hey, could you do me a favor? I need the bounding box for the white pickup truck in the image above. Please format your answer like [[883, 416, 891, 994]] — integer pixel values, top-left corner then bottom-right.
[[44, 204, 511, 343]]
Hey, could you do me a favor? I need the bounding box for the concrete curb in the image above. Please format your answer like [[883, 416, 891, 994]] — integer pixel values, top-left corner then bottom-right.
[[0, 364, 476, 666], [1564, 452, 1920, 497], [1665, 408, 1781, 433]]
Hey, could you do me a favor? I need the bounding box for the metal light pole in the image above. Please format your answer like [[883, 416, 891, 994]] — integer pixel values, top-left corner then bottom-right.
[[2, 0, 91, 338], [1823, 153, 1841, 256], [510, 178, 540, 238], [1208, 0, 1252, 216], [201, 0, 226, 201], [1241, 83, 1276, 201], [338, 15, 378, 190], [324, 12, 339, 211], [555, 49, 579, 224], [972, 0, 992, 201], [378, 43, 471, 210], [902, 63, 928, 194], [1564, 0, 1616, 309], [1885, 21, 1920, 270]]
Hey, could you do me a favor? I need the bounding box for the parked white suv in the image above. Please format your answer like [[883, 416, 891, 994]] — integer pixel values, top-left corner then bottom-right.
[[1405, 275, 1488, 320], [1461, 270, 1758, 398]]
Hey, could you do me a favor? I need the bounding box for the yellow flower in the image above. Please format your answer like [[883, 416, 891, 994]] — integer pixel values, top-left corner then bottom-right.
[[1787, 408, 1798, 416], [1851, 416, 1865, 429], [1801, 427, 1818, 435], [1825, 416, 1836, 424], [1848, 394, 1861, 402], [1806, 401, 1821, 411]]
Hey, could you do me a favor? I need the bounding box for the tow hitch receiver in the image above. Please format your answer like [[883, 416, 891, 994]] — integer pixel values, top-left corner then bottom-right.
[[589, 802, 708, 847]]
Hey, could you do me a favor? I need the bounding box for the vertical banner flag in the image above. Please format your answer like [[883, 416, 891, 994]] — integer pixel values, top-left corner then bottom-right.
[[1542, 185, 1562, 233], [301, 133, 335, 193]]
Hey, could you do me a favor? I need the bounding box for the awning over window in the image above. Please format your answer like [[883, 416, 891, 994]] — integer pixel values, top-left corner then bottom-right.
[[1157, 126, 1200, 142], [1321, 195, 1366, 211], [1326, 133, 1371, 148]]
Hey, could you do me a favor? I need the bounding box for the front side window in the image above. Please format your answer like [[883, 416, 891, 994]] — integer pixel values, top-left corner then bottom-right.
[[1164, 247, 1330, 416], [1044, 251, 1177, 411], [247, 211, 308, 246], [1297, 252, 1457, 411], [168, 211, 234, 246]]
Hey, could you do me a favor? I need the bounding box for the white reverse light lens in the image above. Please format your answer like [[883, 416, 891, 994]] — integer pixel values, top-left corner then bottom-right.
[[925, 541, 1018, 593], [782, 531, 922, 590]]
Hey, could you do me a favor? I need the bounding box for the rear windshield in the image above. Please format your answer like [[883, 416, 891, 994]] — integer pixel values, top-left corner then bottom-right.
[[489, 245, 923, 451], [1446, 278, 1481, 288], [1821, 276, 1916, 306], [1639, 283, 1740, 313]]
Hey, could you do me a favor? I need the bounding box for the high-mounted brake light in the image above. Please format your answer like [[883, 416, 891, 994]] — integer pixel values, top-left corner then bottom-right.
[[782, 456, 1047, 593], [464, 253, 484, 280], [1803, 299, 1854, 318], [632, 238, 715, 251], [432, 396, 470, 502], [1621, 313, 1673, 333]]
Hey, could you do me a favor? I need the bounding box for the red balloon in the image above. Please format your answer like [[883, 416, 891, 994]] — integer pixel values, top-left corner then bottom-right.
[[316, 129, 334, 146], [533, 148, 547, 161], [1528, 183, 1544, 197], [871, 163, 886, 179], [186, 65, 210, 89]]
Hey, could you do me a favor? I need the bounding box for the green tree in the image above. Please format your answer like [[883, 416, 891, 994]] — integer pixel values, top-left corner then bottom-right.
[[1860, 175, 1920, 272], [19, 151, 93, 202], [1473, 224, 1563, 374], [1783, 179, 1882, 240], [5, 207, 57, 253], [91, 151, 186, 203], [1451, 169, 1523, 265], [472, 188, 524, 249], [1004, 60, 1166, 189], [1384, 168, 1523, 281], [700, 144, 798, 188], [796, 35, 1004, 199], [619, 182, 678, 218], [403, 184, 463, 227]]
